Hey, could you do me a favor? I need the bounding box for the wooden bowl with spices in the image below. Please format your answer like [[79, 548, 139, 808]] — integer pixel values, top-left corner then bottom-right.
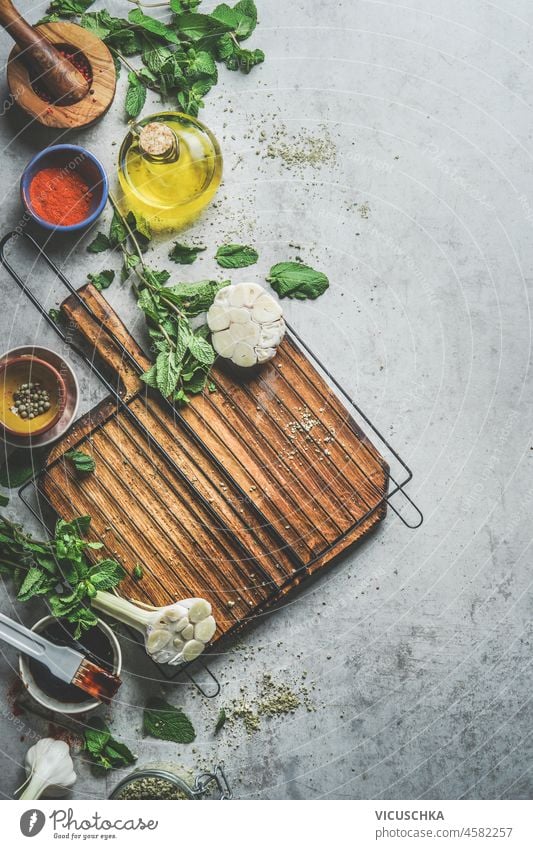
[[20, 143, 108, 232]]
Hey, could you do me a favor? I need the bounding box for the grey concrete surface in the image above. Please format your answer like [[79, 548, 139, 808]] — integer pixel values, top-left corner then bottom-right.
[[0, 0, 531, 800]]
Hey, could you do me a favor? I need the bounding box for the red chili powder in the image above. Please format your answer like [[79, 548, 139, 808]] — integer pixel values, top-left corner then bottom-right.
[[29, 167, 93, 226]]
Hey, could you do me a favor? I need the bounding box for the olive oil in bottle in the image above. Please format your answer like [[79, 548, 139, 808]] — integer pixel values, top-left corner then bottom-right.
[[118, 112, 222, 231]]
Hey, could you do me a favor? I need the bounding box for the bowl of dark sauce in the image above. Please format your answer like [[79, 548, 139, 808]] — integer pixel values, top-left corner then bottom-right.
[[19, 616, 121, 714]]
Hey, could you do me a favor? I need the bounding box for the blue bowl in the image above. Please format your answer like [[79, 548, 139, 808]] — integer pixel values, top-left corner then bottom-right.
[[20, 144, 109, 233]]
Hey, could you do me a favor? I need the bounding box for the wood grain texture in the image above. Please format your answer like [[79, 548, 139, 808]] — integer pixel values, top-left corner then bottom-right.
[[43, 285, 388, 647], [7, 22, 116, 129]]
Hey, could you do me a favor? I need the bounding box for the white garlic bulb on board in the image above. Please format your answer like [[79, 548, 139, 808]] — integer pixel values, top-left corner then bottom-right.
[[207, 283, 285, 367]]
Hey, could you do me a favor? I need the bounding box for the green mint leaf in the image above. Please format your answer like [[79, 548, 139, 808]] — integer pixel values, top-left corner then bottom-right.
[[143, 698, 196, 743], [173, 12, 232, 41], [163, 279, 230, 316], [145, 269, 170, 287], [87, 232, 111, 253], [214, 707, 227, 734], [266, 261, 329, 300], [171, 0, 201, 12], [128, 8, 181, 44], [65, 450, 96, 475], [133, 563, 144, 580], [215, 243, 258, 268], [87, 269, 115, 291], [84, 718, 136, 770], [0, 493, 9, 507], [109, 209, 128, 246], [72, 515, 91, 535], [182, 368, 208, 395], [125, 211, 152, 252], [156, 350, 180, 398], [125, 71, 147, 118], [17, 566, 46, 601], [212, 0, 257, 40], [188, 334, 215, 366], [168, 242, 206, 265], [142, 44, 173, 74], [88, 558, 125, 591], [47, 0, 94, 17], [140, 363, 159, 389]]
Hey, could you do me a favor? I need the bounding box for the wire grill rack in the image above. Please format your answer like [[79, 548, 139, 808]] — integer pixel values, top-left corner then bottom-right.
[[0, 230, 422, 694]]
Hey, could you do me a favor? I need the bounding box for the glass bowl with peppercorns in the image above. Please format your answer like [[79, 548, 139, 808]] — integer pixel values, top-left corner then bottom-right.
[[20, 144, 108, 233]]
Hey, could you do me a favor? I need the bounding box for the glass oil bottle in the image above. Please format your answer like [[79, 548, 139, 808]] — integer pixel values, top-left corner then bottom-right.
[[118, 111, 223, 231]]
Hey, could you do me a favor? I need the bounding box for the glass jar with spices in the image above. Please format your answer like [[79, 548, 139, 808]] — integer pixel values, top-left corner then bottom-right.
[[109, 763, 231, 800]]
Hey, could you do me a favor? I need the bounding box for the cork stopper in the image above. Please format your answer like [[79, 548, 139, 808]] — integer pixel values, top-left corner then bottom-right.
[[138, 122, 179, 160]]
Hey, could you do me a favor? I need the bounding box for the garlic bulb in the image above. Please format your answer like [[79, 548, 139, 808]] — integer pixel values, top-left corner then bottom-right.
[[91, 593, 216, 666], [19, 738, 76, 800], [207, 283, 285, 367]]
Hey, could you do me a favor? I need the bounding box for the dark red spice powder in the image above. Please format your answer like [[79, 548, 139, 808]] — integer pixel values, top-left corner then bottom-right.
[[29, 167, 93, 226]]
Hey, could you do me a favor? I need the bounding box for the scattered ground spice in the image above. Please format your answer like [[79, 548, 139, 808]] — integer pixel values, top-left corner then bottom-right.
[[265, 124, 337, 171], [226, 673, 315, 735]]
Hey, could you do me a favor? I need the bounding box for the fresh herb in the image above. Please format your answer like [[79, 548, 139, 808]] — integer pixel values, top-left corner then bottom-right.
[[169, 241, 206, 264], [0, 494, 9, 507], [87, 269, 115, 291], [133, 563, 144, 581], [48, 308, 63, 324], [214, 707, 227, 734], [266, 261, 329, 300], [41, 0, 264, 118], [65, 450, 96, 475], [0, 514, 124, 636], [86, 232, 112, 253], [143, 697, 196, 743], [107, 196, 227, 403], [0, 447, 47, 488], [215, 243, 258, 268], [83, 717, 136, 770]]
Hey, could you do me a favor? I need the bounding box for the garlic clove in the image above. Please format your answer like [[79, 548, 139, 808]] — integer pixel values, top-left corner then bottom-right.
[[227, 306, 250, 324], [173, 636, 185, 651], [152, 649, 176, 664], [212, 328, 236, 358], [187, 598, 212, 623], [260, 321, 285, 349], [181, 623, 194, 640], [256, 346, 277, 364], [182, 639, 205, 662], [174, 616, 190, 633], [206, 304, 230, 332], [163, 604, 187, 622], [147, 629, 172, 654], [232, 322, 260, 345], [228, 283, 263, 308], [194, 615, 216, 643], [233, 341, 257, 367], [252, 293, 283, 323]]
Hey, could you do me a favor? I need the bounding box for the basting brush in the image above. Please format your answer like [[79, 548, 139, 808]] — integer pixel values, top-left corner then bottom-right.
[[0, 612, 121, 702]]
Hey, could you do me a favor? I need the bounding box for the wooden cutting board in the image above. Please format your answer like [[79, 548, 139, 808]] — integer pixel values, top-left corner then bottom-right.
[[41, 285, 389, 649]]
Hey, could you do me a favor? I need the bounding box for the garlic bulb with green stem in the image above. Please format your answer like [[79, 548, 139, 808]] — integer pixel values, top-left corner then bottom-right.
[[91, 592, 216, 665], [19, 738, 76, 800]]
